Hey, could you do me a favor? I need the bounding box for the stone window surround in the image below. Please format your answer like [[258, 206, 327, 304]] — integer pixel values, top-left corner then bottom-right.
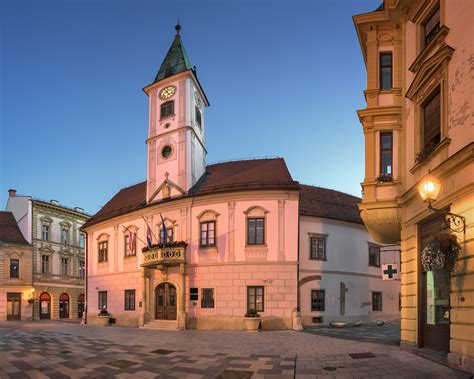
[[97, 233, 110, 263], [5, 251, 24, 280], [40, 216, 53, 241], [405, 43, 453, 171], [244, 206, 268, 247], [122, 225, 139, 258], [60, 221, 72, 245], [156, 217, 176, 244], [308, 233, 328, 261], [196, 210, 219, 251], [40, 251, 52, 275]]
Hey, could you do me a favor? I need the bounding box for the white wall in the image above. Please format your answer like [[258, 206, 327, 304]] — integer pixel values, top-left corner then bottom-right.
[[299, 216, 400, 325], [5, 195, 32, 243]]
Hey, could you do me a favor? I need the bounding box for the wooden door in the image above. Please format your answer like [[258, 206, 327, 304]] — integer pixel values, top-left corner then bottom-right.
[[155, 283, 177, 320], [78, 294, 85, 319], [7, 293, 21, 320], [59, 293, 69, 319], [40, 292, 51, 320], [420, 215, 450, 352]]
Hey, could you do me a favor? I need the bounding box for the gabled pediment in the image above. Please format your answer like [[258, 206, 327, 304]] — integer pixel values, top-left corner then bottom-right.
[[405, 45, 454, 102], [148, 172, 185, 203]]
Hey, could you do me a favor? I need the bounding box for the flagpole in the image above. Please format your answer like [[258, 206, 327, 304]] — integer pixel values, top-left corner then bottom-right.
[[121, 225, 147, 247], [141, 215, 158, 244]]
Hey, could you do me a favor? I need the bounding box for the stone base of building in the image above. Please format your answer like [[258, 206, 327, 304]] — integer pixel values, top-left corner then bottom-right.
[[301, 313, 400, 326], [87, 313, 140, 327], [448, 352, 474, 375], [186, 315, 291, 330]]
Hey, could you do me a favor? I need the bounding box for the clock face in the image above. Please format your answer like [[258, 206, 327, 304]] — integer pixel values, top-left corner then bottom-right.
[[159, 86, 176, 100]]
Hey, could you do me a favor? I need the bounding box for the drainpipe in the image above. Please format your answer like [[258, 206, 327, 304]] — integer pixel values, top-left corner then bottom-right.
[[84, 231, 88, 324], [297, 192, 301, 312]]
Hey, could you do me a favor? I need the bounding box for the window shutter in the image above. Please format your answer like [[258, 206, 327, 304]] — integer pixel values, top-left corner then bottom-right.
[[423, 91, 440, 146]]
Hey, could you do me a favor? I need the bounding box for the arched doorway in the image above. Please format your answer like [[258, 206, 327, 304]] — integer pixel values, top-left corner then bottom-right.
[[155, 283, 177, 320], [59, 293, 69, 319], [40, 292, 51, 320], [78, 294, 85, 319]]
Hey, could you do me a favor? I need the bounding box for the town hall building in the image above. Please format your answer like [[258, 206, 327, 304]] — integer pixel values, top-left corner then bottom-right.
[[82, 25, 400, 330]]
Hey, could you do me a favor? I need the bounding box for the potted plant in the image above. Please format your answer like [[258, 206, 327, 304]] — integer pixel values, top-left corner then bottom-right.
[[97, 307, 110, 326], [244, 308, 261, 332], [376, 173, 393, 183], [421, 232, 461, 274]]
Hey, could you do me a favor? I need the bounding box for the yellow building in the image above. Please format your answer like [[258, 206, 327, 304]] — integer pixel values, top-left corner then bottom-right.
[[0, 212, 34, 321], [354, 0, 473, 373]]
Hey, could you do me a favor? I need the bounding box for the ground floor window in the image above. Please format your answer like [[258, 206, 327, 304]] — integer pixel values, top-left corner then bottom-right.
[[201, 288, 214, 308], [247, 286, 264, 312], [98, 291, 107, 311], [372, 292, 382, 311], [124, 290, 135, 311], [311, 290, 325, 311]]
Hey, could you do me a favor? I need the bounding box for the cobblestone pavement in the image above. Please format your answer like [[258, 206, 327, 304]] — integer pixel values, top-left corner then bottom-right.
[[303, 324, 400, 346], [0, 321, 469, 378]]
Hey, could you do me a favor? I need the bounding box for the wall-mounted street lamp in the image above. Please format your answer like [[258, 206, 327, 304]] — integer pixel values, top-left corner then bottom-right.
[[417, 172, 466, 234]]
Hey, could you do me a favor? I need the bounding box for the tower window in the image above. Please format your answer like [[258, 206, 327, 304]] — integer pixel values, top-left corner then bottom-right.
[[379, 52, 392, 91], [161, 145, 173, 159], [160, 101, 174, 119], [195, 106, 202, 128]]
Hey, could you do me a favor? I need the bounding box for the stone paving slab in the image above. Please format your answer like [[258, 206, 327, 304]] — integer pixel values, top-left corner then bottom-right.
[[0, 321, 470, 378]]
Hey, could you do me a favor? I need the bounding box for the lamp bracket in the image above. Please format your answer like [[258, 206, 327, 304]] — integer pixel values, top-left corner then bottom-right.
[[428, 203, 466, 234]]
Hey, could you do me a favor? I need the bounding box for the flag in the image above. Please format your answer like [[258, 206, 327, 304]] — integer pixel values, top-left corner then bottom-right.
[[160, 213, 167, 243], [146, 224, 153, 248], [129, 231, 136, 254]]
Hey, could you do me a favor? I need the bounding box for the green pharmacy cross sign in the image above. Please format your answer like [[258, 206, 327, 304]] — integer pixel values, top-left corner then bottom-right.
[[382, 264, 398, 280]]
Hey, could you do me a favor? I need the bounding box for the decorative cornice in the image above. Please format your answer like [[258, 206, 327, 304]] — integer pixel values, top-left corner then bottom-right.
[[409, 26, 450, 73], [405, 45, 455, 102]]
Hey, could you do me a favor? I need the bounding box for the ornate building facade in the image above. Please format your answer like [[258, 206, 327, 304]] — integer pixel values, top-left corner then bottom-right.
[[82, 25, 400, 331], [6, 190, 89, 321], [354, 0, 473, 373], [0, 212, 33, 321]]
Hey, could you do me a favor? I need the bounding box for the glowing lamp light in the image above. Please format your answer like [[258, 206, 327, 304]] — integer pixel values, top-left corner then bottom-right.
[[417, 173, 441, 202]]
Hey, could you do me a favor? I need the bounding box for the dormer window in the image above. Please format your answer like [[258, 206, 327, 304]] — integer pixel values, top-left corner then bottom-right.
[[160, 100, 174, 119], [424, 8, 440, 46]]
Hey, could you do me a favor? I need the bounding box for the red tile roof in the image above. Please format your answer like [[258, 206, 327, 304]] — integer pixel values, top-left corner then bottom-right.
[[82, 159, 362, 229], [83, 158, 299, 228], [299, 184, 363, 225], [0, 212, 29, 245]]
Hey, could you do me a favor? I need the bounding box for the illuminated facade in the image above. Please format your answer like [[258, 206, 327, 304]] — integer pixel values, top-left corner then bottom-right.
[[354, 0, 474, 373], [82, 25, 400, 331]]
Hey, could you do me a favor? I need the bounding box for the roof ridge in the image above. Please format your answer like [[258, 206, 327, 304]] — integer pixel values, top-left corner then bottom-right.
[[300, 183, 361, 200], [207, 157, 282, 167]]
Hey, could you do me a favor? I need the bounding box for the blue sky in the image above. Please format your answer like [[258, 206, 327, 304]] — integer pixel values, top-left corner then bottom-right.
[[0, 0, 378, 215]]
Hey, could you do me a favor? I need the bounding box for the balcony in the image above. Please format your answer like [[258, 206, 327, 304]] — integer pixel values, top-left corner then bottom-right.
[[141, 242, 187, 268]]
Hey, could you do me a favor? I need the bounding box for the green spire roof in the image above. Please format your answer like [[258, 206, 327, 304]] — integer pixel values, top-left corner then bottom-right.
[[154, 25, 193, 84]]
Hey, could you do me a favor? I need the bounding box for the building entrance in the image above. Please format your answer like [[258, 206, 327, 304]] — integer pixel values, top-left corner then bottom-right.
[[40, 292, 51, 320], [7, 293, 21, 320], [155, 282, 177, 320], [420, 215, 450, 353]]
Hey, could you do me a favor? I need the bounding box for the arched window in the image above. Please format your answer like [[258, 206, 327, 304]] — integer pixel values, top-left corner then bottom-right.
[[97, 233, 109, 263], [196, 210, 220, 248], [160, 100, 174, 119], [40, 292, 51, 320]]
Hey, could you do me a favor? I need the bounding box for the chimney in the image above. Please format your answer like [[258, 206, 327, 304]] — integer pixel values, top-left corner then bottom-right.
[[8, 189, 16, 197]]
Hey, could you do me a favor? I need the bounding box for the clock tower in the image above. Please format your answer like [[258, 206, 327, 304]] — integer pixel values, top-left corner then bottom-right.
[[144, 24, 209, 203]]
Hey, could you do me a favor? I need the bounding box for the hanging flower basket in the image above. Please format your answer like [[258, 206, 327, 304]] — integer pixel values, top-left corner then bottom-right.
[[421, 233, 461, 273]]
